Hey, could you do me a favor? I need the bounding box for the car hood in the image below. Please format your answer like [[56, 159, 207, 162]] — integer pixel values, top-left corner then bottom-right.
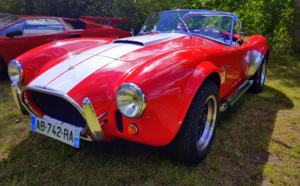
[[28, 33, 217, 105], [82, 33, 216, 62]]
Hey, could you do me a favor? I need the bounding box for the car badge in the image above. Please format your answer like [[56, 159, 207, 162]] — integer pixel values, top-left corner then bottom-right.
[[68, 65, 76, 70]]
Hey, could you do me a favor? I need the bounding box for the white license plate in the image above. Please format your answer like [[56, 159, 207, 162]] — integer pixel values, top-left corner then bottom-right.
[[31, 116, 80, 148]]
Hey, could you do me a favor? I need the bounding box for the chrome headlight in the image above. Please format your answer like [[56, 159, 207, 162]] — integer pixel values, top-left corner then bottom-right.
[[8, 60, 23, 84], [116, 83, 146, 119]]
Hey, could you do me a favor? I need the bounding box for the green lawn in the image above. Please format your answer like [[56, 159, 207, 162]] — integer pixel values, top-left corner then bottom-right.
[[0, 53, 299, 185]]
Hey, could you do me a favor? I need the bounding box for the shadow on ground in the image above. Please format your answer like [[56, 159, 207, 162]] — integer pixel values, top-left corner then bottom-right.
[[0, 85, 294, 185]]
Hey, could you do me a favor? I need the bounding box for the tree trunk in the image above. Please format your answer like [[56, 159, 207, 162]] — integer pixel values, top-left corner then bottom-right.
[[292, 0, 300, 53]]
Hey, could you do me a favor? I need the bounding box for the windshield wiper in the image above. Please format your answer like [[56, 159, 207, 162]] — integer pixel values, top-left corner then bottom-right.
[[178, 17, 191, 38], [140, 31, 160, 35]]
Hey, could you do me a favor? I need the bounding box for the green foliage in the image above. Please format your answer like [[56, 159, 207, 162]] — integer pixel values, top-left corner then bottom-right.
[[0, 0, 94, 18], [85, 0, 183, 33], [183, 0, 294, 52], [0, 0, 294, 52]]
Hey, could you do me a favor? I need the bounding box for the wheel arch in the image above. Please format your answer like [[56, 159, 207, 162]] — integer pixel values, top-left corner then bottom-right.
[[205, 72, 220, 89], [177, 61, 220, 125]]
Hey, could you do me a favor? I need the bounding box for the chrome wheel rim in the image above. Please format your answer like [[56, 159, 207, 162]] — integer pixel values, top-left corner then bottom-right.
[[261, 59, 267, 86], [197, 95, 217, 151]]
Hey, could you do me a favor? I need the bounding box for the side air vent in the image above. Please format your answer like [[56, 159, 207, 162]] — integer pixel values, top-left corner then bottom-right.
[[116, 110, 124, 132]]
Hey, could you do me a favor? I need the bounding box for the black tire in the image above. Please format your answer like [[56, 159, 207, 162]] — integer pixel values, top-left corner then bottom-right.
[[0, 58, 7, 79], [172, 80, 220, 165], [250, 56, 267, 93]]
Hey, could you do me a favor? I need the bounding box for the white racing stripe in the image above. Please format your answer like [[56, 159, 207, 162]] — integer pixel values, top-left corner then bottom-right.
[[29, 44, 122, 88], [98, 44, 143, 59], [45, 44, 143, 93], [46, 56, 112, 93], [29, 34, 183, 93]]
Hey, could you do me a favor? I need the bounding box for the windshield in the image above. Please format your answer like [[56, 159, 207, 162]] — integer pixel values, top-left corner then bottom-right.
[[138, 10, 236, 45], [0, 15, 22, 28]]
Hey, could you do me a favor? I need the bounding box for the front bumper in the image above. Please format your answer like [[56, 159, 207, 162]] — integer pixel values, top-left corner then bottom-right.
[[11, 83, 29, 115], [11, 83, 105, 141]]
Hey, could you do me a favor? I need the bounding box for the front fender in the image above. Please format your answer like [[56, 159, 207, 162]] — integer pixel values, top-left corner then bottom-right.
[[177, 61, 220, 125], [114, 53, 220, 146], [245, 35, 270, 79]]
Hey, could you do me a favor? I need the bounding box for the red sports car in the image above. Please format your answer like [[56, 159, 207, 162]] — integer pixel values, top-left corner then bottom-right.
[[0, 14, 131, 77], [9, 10, 269, 164]]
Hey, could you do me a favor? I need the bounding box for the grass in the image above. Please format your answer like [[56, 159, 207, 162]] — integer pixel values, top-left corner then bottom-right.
[[0, 53, 299, 185]]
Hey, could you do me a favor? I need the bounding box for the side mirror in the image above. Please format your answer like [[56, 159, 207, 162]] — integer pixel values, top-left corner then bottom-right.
[[6, 30, 23, 37], [130, 28, 134, 37]]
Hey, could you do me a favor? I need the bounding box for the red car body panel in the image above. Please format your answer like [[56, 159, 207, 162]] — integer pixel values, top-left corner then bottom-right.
[[0, 15, 130, 66], [15, 31, 269, 146]]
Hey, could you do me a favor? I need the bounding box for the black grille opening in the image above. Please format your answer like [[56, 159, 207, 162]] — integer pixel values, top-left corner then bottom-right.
[[31, 91, 86, 128]]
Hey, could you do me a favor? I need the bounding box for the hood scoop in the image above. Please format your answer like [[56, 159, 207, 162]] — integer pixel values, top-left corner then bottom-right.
[[113, 40, 144, 46], [112, 33, 185, 47]]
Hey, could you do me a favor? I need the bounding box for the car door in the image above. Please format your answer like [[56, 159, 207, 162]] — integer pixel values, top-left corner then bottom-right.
[[212, 45, 246, 98], [0, 18, 70, 61]]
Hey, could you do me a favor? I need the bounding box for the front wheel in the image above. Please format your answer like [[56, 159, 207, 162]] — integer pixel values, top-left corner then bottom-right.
[[172, 80, 220, 165]]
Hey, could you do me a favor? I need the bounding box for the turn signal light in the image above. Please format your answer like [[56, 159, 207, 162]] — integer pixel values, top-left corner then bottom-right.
[[128, 124, 138, 135]]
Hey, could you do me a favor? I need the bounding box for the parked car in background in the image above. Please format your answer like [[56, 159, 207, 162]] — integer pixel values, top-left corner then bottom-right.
[[9, 10, 269, 164], [0, 14, 131, 77]]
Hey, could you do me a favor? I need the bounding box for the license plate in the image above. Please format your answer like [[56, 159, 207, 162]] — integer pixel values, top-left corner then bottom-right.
[[31, 116, 80, 148]]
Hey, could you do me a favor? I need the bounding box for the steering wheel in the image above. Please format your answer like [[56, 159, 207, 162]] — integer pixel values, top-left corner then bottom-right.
[[198, 27, 226, 42], [234, 37, 243, 47]]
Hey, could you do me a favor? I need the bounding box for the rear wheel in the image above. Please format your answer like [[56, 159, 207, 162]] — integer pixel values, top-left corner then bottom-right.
[[250, 56, 267, 93], [172, 80, 220, 165]]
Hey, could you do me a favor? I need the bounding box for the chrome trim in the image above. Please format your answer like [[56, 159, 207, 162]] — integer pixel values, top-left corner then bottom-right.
[[178, 17, 191, 39], [220, 101, 229, 112], [138, 10, 242, 44], [247, 50, 264, 79], [21, 86, 89, 134], [11, 83, 29, 115], [235, 16, 242, 37], [261, 59, 267, 86], [82, 98, 105, 141], [100, 120, 108, 126], [8, 60, 24, 84], [130, 28, 134, 37], [197, 95, 217, 151], [116, 83, 146, 119], [97, 112, 107, 120], [17, 85, 106, 141], [220, 80, 253, 112]]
